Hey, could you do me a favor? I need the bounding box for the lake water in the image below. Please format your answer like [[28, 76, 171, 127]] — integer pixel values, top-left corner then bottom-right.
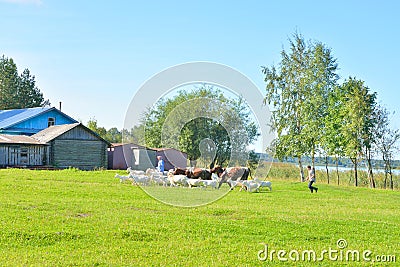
[[312, 165, 400, 175]]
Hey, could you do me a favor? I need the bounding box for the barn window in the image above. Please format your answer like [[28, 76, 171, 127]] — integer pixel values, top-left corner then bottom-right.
[[48, 117, 55, 127], [20, 147, 28, 158]]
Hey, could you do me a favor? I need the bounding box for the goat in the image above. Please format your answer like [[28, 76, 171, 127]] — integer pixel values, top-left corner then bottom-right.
[[201, 179, 218, 189], [115, 173, 132, 183], [151, 174, 169, 187], [127, 167, 145, 176], [227, 179, 247, 191], [254, 178, 272, 191], [129, 174, 151, 186], [146, 168, 163, 177], [187, 178, 203, 188], [242, 180, 260, 192], [167, 173, 188, 187]]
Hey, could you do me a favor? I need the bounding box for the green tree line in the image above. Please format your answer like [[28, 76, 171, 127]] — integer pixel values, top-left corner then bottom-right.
[[86, 118, 123, 144], [0, 55, 49, 109], [262, 32, 399, 189]]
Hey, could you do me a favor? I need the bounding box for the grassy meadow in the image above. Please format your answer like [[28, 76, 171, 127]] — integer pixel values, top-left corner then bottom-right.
[[0, 167, 399, 266]]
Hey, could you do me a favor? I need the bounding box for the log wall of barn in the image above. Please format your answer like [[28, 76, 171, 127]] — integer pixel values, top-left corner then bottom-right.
[[49, 126, 108, 170]]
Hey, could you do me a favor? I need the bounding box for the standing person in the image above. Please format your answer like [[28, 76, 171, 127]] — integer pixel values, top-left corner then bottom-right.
[[307, 165, 318, 193], [156, 156, 165, 173]]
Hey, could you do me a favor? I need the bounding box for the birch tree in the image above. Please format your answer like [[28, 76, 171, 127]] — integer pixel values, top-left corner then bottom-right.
[[303, 42, 339, 168], [324, 85, 347, 185], [340, 77, 376, 187], [262, 33, 338, 181], [373, 106, 400, 189]]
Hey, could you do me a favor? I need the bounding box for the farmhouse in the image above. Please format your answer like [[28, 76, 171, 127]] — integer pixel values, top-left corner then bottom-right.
[[0, 106, 110, 170], [0, 106, 77, 135], [32, 123, 110, 170], [108, 144, 187, 171]]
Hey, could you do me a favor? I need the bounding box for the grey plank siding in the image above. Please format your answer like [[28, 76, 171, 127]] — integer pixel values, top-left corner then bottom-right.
[[56, 127, 98, 141], [0, 145, 47, 166], [0, 147, 6, 165]]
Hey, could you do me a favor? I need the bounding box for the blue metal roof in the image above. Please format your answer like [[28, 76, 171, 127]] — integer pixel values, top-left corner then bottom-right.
[[0, 107, 77, 130], [0, 107, 52, 129]]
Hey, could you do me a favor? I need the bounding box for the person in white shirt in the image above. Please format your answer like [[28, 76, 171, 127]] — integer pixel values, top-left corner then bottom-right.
[[307, 165, 318, 193]]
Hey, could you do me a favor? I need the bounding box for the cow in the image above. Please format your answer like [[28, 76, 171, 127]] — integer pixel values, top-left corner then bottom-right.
[[217, 166, 251, 189], [210, 166, 225, 177], [173, 167, 187, 175], [185, 167, 212, 180]]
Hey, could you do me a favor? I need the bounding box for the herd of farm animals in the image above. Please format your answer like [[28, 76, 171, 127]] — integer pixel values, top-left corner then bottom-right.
[[115, 166, 272, 192]]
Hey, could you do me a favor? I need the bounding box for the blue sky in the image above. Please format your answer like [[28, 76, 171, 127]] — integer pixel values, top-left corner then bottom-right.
[[1, 0, 400, 135]]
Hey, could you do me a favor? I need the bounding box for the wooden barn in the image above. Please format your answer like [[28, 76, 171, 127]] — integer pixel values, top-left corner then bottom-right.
[[0, 135, 48, 167], [32, 123, 110, 170]]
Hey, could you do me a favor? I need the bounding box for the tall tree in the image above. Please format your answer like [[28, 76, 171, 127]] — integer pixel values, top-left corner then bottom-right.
[[262, 33, 339, 181], [0, 55, 49, 109], [362, 91, 378, 188], [339, 77, 377, 187], [262, 33, 310, 181], [373, 105, 400, 189], [303, 41, 339, 168], [324, 85, 347, 185], [136, 87, 259, 168]]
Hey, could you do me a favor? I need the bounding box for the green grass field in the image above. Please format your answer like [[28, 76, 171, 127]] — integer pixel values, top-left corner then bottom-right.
[[0, 168, 399, 266]]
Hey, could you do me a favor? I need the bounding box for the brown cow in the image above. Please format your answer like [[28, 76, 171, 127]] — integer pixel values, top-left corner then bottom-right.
[[173, 167, 187, 175], [173, 167, 212, 180], [186, 167, 212, 180], [217, 167, 251, 188]]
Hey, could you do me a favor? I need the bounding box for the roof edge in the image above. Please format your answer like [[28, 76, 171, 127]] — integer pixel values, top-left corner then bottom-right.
[[2, 106, 78, 129]]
